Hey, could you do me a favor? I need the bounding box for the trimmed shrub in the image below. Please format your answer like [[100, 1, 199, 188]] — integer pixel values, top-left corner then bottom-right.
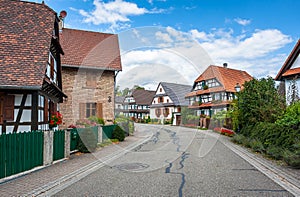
[[112, 125, 125, 142], [77, 128, 97, 153]]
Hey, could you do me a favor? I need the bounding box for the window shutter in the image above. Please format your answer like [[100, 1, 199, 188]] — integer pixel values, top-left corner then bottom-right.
[[50, 56, 54, 79], [79, 103, 85, 119], [0, 95, 3, 124], [97, 103, 103, 119], [44, 98, 48, 123], [4, 95, 14, 121]]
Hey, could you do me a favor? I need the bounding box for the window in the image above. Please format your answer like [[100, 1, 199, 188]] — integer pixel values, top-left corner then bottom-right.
[[160, 88, 162, 92], [80, 103, 103, 119], [47, 53, 57, 84], [167, 99, 169, 103], [206, 78, 220, 88], [158, 97, 164, 103], [155, 108, 161, 117], [201, 94, 212, 103], [86, 103, 96, 117], [163, 108, 169, 117], [0, 94, 15, 123]]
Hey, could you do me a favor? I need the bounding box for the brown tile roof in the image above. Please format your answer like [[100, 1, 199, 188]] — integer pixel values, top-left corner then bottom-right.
[[275, 39, 300, 81], [0, 0, 56, 88], [60, 28, 122, 71], [132, 89, 155, 105], [186, 65, 253, 97]]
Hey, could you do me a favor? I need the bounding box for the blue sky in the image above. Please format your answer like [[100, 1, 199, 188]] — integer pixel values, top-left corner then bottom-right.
[[31, 0, 299, 90]]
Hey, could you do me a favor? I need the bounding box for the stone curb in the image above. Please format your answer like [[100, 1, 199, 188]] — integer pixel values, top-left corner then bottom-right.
[[203, 130, 300, 196]]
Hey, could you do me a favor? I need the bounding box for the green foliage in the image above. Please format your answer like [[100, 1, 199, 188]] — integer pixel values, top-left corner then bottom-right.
[[237, 77, 285, 128], [249, 139, 265, 153], [276, 101, 300, 129], [231, 134, 246, 144], [112, 125, 125, 141], [88, 116, 105, 125], [283, 149, 300, 168], [181, 107, 196, 125], [77, 128, 97, 153], [115, 116, 134, 135], [266, 146, 283, 160]]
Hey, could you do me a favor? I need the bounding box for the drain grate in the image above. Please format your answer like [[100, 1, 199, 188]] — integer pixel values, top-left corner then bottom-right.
[[114, 163, 150, 171]]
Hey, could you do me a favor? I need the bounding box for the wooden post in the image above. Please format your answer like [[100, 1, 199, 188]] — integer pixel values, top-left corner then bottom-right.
[[31, 92, 38, 131]]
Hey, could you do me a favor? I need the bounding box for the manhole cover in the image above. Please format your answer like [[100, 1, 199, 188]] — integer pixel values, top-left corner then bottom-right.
[[114, 163, 150, 171]]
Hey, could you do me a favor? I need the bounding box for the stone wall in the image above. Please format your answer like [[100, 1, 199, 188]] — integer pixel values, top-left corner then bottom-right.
[[60, 67, 115, 128]]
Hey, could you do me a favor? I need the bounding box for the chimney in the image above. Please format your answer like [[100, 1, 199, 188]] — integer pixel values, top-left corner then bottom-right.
[[223, 63, 228, 68], [59, 10, 67, 33]]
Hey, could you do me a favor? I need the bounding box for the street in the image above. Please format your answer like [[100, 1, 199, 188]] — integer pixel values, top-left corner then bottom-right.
[[52, 124, 292, 196]]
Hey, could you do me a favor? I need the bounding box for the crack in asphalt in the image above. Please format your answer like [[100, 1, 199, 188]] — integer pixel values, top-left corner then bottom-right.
[[164, 128, 181, 152], [165, 152, 190, 197]]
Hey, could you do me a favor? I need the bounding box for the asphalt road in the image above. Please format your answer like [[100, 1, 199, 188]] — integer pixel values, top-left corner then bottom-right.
[[54, 124, 293, 196]]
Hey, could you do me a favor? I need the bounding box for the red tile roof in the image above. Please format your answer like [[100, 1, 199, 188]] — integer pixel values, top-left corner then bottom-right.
[[275, 39, 300, 81], [282, 67, 300, 77], [60, 28, 122, 71], [188, 101, 231, 109], [186, 65, 253, 97], [0, 0, 57, 88]]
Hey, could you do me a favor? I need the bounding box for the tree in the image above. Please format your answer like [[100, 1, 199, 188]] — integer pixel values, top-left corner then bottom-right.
[[236, 77, 285, 130], [133, 85, 145, 90]]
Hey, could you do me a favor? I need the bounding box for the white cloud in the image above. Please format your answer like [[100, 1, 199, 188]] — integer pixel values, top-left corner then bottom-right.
[[80, 0, 147, 25], [155, 31, 173, 42], [77, 0, 168, 31], [234, 18, 251, 26], [189, 28, 293, 78], [117, 27, 292, 90]]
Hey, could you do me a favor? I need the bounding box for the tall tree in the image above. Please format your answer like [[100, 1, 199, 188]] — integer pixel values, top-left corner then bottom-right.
[[236, 77, 285, 128]]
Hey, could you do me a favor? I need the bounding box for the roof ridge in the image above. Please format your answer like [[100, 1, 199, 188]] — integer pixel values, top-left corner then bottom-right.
[[19, 0, 56, 14], [63, 28, 115, 36]]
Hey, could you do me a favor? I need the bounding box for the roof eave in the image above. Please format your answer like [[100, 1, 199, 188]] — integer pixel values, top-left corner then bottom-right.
[[62, 64, 122, 71]]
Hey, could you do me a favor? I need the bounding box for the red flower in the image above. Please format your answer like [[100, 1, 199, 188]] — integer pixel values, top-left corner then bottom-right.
[[49, 112, 63, 127]]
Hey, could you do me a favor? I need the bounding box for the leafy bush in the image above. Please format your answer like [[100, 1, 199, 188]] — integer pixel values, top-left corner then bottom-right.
[[88, 116, 105, 125], [77, 128, 97, 153], [115, 116, 134, 135], [249, 139, 265, 153], [231, 134, 247, 144], [283, 150, 300, 168], [276, 102, 300, 129], [112, 125, 125, 141], [266, 146, 283, 160]]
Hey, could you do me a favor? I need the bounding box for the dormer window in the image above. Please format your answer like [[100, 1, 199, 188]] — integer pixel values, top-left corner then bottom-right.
[[46, 53, 57, 84]]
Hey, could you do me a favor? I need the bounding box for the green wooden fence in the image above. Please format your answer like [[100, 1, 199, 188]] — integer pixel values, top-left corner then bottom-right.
[[0, 131, 44, 179], [53, 130, 65, 161], [102, 125, 117, 140], [70, 128, 79, 152]]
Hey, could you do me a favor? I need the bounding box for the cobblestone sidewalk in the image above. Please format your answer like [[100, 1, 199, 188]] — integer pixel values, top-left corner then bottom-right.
[[0, 135, 144, 196]]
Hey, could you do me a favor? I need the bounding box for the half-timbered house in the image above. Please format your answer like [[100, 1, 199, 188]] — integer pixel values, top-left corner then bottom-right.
[[275, 39, 300, 105], [59, 28, 122, 127], [185, 64, 252, 117], [150, 82, 192, 125], [0, 0, 66, 134], [123, 89, 155, 121]]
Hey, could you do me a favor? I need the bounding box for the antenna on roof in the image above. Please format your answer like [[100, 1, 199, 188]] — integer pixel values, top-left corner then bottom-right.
[[58, 10, 67, 32]]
